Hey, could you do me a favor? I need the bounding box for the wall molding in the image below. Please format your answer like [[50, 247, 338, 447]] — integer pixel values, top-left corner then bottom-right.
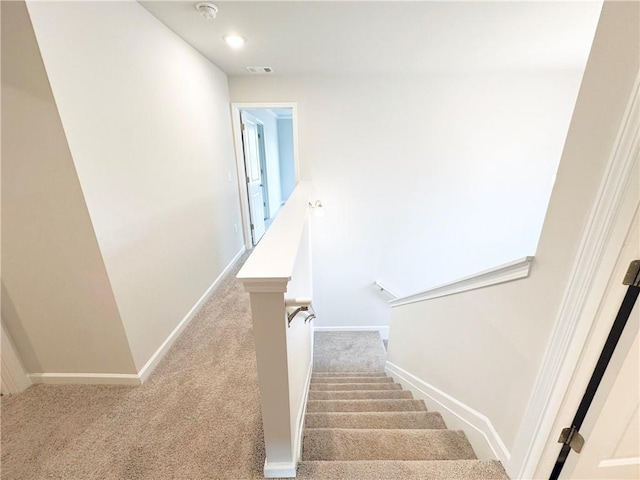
[[515, 74, 640, 478], [314, 325, 390, 341], [388, 256, 534, 308], [27, 247, 246, 387], [386, 361, 511, 464]]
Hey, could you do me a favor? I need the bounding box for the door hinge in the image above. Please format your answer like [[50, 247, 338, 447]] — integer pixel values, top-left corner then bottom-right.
[[557, 426, 584, 453], [623, 259, 640, 286], [246, 176, 250, 183], [241, 123, 246, 131], [250, 223, 254, 230]]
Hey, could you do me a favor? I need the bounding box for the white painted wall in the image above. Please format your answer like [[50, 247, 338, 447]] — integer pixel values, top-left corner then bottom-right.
[[26, 1, 244, 371], [387, 2, 639, 477], [278, 118, 296, 202], [1, 1, 136, 375], [244, 109, 282, 217], [229, 70, 585, 328]]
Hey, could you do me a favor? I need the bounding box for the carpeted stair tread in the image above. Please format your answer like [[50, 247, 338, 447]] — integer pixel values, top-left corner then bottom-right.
[[310, 383, 403, 391], [295, 459, 510, 479], [305, 411, 447, 429], [309, 390, 412, 400], [311, 376, 394, 384], [302, 428, 476, 461], [307, 399, 427, 413], [313, 372, 388, 378]]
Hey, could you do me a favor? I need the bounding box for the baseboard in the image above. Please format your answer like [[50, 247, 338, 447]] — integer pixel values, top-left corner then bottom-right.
[[385, 361, 511, 465], [28, 373, 141, 386], [263, 460, 297, 478], [138, 246, 246, 382], [27, 247, 246, 387], [314, 325, 390, 341]]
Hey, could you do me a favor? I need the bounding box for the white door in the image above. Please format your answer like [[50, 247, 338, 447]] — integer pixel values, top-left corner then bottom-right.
[[569, 330, 639, 479], [241, 112, 266, 245], [565, 190, 640, 479]]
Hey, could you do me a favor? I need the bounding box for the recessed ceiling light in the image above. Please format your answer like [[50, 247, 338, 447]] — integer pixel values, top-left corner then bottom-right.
[[224, 35, 246, 49], [195, 2, 218, 19]]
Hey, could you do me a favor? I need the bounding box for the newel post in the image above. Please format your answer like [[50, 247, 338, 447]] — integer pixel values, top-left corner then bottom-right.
[[240, 277, 296, 476]]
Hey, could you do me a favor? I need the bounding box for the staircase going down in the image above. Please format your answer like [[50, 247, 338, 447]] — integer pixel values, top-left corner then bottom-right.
[[296, 372, 510, 479]]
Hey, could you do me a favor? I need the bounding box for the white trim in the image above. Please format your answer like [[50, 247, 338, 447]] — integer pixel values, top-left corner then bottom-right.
[[389, 256, 534, 307], [231, 102, 300, 250], [138, 246, 246, 383], [29, 373, 141, 386], [598, 457, 640, 468], [263, 460, 297, 478], [1, 322, 32, 394], [314, 325, 390, 341], [26, 248, 246, 386], [264, 357, 312, 478], [293, 358, 313, 465], [386, 361, 511, 464], [516, 74, 640, 479]]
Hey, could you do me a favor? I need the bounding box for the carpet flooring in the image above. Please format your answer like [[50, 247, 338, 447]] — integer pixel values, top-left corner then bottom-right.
[[312, 331, 386, 372], [1, 254, 269, 480], [297, 372, 510, 479]]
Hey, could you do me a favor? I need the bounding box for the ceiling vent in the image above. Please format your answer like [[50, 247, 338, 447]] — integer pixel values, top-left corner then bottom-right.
[[246, 66, 273, 74]]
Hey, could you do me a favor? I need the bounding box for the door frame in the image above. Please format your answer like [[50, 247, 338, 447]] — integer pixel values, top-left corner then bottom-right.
[[231, 102, 300, 249]]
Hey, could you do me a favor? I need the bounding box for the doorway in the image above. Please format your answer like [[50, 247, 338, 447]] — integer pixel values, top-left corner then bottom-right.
[[232, 103, 299, 247]]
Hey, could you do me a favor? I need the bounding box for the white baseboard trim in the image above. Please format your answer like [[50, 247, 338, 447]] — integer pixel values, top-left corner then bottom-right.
[[29, 373, 141, 386], [386, 361, 511, 464], [263, 460, 297, 478], [27, 247, 246, 387], [138, 247, 246, 383], [314, 325, 390, 340]]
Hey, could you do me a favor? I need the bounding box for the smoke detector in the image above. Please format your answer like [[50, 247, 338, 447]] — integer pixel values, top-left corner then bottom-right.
[[195, 2, 218, 19], [246, 66, 273, 74]]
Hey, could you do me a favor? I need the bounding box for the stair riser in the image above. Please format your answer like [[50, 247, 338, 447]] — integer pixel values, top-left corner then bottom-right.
[[312, 373, 388, 378], [309, 390, 412, 400], [307, 399, 427, 413], [296, 460, 510, 479], [310, 383, 402, 391], [302, 429, 476, 461], [305, 411, 446, 429], [311, 377, 394, 384]]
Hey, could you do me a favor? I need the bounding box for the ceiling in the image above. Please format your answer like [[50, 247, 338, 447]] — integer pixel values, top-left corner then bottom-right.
[[139, 1, 603, 76]]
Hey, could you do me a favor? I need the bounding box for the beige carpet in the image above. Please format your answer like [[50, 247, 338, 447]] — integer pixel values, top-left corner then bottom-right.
[[312, 331, 386, 372], [1, 254, 269, 480], [298, 372, 510, 479]]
